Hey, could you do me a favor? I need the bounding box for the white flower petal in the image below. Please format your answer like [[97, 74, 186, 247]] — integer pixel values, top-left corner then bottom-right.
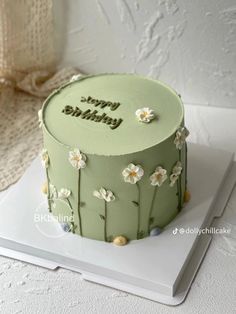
[[108, 195, 115, 202], [169, 160, 182, 186], [136, 166, 144, 178], [185, 127, 190, 137], [172, 161, 182, 175], [68, 151, 74, 159], [122, 168, 130, 177], [150, 174, 157, 186], [106, 190, 113, 197], [79, 160, 86, 169], [58, 188, 71, 199], [129, 176, 138, 184], [128, 163, 136, 170], [69, 159, 77, 168], [100, 187, 107, 198], [135, 109, 142, 116], [124, 176, 131, 183], [106, 190, 115, 202], [162, 174, 168, 184], [41, 149, 49, 168], [81, 153, 87, 161], [176, 161, 182, 168], [93, 188, 115, 202], [93, 190, 103, 199], [38, 109, 43, 128], [70, 74, 83, 82], [174, 127, 189, 150], [49, 184, 57, 199], [169, 180, 175, 187]]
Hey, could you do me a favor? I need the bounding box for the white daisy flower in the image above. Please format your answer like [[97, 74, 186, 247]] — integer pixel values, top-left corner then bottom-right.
[[41, 149, 49, 168], [58, 188, 71, 199], [68, 148, 87, 170], [93, 187, 115, 202], [170, 161, 182, 187], [70, 74, 83, 82], [135, 107, 155, 123], [122, 163, 144, 184], [49, 184, 57, 200], [174, 127, 189, 150], [48, 184, 58, 209], [38, 109, 43, 128], [150, 166, 168, 187]]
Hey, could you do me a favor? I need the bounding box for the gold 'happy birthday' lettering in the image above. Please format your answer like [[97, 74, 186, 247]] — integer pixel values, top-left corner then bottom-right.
[[81, 96, 120, 111], [61, 96, 123, 130]]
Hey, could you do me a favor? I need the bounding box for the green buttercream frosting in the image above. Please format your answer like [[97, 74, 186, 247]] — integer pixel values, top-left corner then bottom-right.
[[41, 73, 187, 242], [42, 74, 184, 156]]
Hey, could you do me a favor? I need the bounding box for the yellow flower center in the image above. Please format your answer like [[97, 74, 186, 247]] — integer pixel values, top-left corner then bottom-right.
[[129, 171, 137, 177], [155, 173, 162, 180], [73, 155, 81, 162], [141, 111, 148, 118]]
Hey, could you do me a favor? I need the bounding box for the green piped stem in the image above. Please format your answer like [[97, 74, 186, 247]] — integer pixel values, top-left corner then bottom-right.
[[148, 186, 157, 233], [67, 198, 75, 233], [185, 143, 188, 188], [77, 170, 83, 236], [46, 169, 52, 213], [136, 182, 141, 239], [104, 200, 107, 242], [178, 149, 182, 211]]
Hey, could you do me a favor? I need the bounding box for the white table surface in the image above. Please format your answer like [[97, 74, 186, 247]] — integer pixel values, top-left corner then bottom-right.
[[0, 104, 236, 314]]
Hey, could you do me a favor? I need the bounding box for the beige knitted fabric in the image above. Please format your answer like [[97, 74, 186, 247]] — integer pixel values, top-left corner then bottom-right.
[[0, 0, 79, 190]]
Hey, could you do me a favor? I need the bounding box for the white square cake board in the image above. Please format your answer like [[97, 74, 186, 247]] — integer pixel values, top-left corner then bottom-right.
[[0, 143, 235, 305]]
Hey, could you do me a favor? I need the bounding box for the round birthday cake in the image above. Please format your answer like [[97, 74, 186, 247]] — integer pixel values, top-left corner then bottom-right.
[[39, 73, 189, 245]]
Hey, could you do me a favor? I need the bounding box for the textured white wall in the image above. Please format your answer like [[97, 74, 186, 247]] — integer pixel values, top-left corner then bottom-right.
[[55, 0, 236, 108]]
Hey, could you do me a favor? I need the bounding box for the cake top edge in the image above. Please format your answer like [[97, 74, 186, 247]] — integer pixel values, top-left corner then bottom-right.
[[41, 73, 185, 156]]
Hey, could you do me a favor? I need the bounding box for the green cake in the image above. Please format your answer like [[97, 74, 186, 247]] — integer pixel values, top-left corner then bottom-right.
[[38, 73, 189, 245]]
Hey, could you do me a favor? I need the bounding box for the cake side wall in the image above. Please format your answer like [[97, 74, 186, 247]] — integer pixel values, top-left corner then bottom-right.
[[42, 124, 186, 242]]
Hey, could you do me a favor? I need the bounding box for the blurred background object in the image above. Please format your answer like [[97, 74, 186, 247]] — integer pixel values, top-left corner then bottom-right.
[[0, 0, 79, 191], [57, 0, 236, 108]]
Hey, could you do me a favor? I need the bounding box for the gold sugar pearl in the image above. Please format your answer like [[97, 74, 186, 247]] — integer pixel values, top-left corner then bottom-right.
[[41, 182, 48, 195], [184, 190, 191, 203], [113, 236, 128, 246]]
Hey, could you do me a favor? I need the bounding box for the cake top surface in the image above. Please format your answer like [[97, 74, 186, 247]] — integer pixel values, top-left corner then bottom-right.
[[42, 73, 184, 156]]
